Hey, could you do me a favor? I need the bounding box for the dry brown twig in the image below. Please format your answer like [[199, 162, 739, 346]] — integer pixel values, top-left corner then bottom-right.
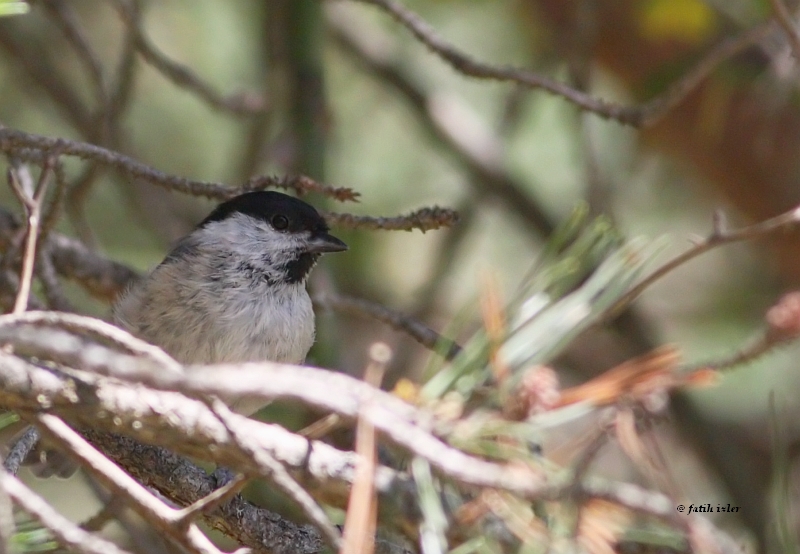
[[324, 206, 459, 232], [345, 0, 775, 127], [111, 0, 266, 116], [40, 0, 108, 109], [341, 343, 390, 554], [313, 291, 463, 360], [7, 158, 55, 314]]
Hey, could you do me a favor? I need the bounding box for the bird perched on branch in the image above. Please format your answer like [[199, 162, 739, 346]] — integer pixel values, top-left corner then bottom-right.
[[113, 190, 348, 414], [16, 191, 347, 477]]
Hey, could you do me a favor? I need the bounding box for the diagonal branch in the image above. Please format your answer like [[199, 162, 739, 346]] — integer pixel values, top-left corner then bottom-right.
[[35, 413, 229, 554], [343, 0, 775, 127], [0, 467, 134, 554], [111, 0, 266, 116], [607, 206, 800, 318]]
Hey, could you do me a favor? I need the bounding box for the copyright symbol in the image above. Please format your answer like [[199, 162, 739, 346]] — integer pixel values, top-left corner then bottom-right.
[[677, 505, 685, 512]]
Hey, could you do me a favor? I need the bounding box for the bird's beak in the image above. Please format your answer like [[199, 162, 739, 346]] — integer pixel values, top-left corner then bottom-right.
[[306, 232, 348, 253]]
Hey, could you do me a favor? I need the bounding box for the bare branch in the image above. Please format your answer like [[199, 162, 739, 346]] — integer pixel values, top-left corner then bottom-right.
[[0, 127, 362, 202], [313, 291, 462, 360], [8, 159, 53, 314], [0, 467, 134, 554], [345, 0, 775, 127], [607, 205, 800, 319], [83, 430, 329, 554], [329, 14, 555, 237], [0, 322, 542, 499], [112, 0, 266, 116], [35, 413, 228, 554], [245, 174, 360, 202], [209, 400, 342, 550], [40, 0, 107, 108], [323, 206, 459, 232], [769, 0, 800, 61]]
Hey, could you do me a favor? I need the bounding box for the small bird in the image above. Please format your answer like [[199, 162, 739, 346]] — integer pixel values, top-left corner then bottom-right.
[[6, 191, 347, 477], [113, 190, 347, 413]]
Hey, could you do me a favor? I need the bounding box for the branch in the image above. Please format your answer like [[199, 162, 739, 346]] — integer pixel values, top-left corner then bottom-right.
[[313, 292, 462, 360], [209, 400, 342, 550], [112, 0, 266, 116], [769, 0, 800, 61], [8, 159, 54, 314], [82, 430, 329, 554], [328, 12, 555, 237], [0, 316, 543, 499], [344, 0, 775, 127], [40, 0, 107, 109], [34, 413, 229, 554], [3, 426, 38, 476], [323, 206, 459, 232], [0, 467, 134, 554], [0, 341, 407, 496], [607, 206, 800, 318], [0, 127, 359, 202]]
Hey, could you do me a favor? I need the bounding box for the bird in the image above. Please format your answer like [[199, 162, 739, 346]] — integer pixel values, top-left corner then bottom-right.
[[7, 190, 348, 477], [112, 190, 348, 414]]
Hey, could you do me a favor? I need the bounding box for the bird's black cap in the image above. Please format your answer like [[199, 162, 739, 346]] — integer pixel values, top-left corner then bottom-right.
[[200, 191, 331, 235]]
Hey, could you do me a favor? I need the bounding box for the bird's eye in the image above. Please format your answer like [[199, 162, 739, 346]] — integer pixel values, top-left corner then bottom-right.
[[271, 214, 289, 230]]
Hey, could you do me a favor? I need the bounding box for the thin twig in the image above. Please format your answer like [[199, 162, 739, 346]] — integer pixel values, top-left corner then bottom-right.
[[174, 473, 247, 527], [0, 468, 135, 554], [683, 290, 800, 373], [244, 174, 360, 202], [80, 496, 126, 532], [209, 400, 343, 550], [347, 0, 774, 127], [35, 249, 75, 312], [607, 206, 800, 319], [41, 0, 108, 108], [9, 158, 54, 314], [323, 206, 458, 232], [769, 0, 800, 61], [313, 291, 462, 360], [112, 0, 265, 116], [108, 0, 140, 124], [34, 413, 227, 554], [0, 126, 360, 202], [340, 343, 390, 554]]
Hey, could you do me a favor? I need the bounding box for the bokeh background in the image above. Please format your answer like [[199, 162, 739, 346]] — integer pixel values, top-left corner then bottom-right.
[[2, 0, 800, 551]]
